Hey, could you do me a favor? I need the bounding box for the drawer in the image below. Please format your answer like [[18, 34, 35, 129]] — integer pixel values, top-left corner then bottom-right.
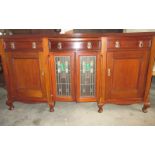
[[107, 39, 151, 49], [49, 40, 101, 51], [4, 40, 43, 51]]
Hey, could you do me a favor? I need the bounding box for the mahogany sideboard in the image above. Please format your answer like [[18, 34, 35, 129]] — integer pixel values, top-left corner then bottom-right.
[[0, 33, 155, 113]]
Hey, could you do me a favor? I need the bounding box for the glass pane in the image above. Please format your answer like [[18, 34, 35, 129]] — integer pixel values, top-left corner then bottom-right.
[[55, 56, 71, 96], [80, 56, 96, 97]]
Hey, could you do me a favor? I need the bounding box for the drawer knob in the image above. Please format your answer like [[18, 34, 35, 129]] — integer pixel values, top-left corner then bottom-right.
[[57, 42, 62, 50], [32, 42, 37, 49], [87, 42, 92, 49], [115, 41, 120, 48], [139, 41, 144, 48], [10, 42, 15, 49]]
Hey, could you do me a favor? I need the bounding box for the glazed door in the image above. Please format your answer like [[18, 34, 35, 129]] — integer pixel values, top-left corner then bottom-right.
[[9, 52, 46, 99], [51, 52, 75, 101], [76, 52, 99, 102], [106, 51, 149, 101]]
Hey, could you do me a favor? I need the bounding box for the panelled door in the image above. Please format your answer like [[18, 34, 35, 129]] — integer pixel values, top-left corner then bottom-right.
[[9, 52, 46, 99], [106, 51, 149, 101], [51, 52, 75, 101], [76, 52, 99, 102]]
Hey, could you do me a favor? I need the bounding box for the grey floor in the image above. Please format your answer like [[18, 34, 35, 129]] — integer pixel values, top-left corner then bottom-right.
[[0, 75, 155, 126]]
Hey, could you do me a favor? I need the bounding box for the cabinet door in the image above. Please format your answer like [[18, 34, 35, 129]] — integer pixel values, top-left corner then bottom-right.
[[76, 52, 99, 102], [51, 52, 75, 101], [106, 51, 149, 101], [9, 52, 46, 99]]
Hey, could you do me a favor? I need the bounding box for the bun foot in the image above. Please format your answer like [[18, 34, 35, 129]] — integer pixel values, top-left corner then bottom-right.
[[98, 108, 103, 113], [6, 100, 14, 111], [142, 106, 148, 113], [8, 105, 14, 111], [142, 102, 150, 113], [48, 101, 55, 112], [50, 107, 54, 112], [98, 105, 103, 113]]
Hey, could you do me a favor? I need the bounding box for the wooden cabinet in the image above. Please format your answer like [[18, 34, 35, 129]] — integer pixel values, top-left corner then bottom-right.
[[0, 33, 155, 113], [106, 51, 149, 102]]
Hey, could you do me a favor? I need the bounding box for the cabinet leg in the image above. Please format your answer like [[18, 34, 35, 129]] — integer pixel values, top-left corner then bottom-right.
[[49, 102, 55, 112], [50, 106, 54, 112], [142, 102, 150, 113], [6, 100, 14, 111], [98, 105, 103, 113]]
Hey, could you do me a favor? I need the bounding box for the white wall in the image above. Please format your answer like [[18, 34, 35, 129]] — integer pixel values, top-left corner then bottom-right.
[[124, 29, 155, 33]]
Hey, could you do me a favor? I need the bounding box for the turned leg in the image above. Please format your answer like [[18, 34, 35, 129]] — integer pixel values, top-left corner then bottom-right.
[[6, 100, 14, 110], [142, 102, 150, 113], [98, 105, 104, 113]]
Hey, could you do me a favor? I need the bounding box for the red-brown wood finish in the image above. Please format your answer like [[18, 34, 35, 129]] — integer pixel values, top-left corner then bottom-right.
[[9, 52, 46, 99], [48, 38, 101, 103], [98, 36, 153, 113], [0, 33, 155, 113], [143, 37, 155, 112], [106, 50, 149, 101], [76, 51, 100, 102], [49, 40, 101, 51], [49, 51, 75, 102], [0, 38, 49, 110], [4, 38, 43, 52], [42, 38, 55, 112], [98, 37, 107, 113]]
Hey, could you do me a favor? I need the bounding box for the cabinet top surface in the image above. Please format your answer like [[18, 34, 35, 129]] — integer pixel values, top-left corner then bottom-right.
[[1, 32, 155, 40]]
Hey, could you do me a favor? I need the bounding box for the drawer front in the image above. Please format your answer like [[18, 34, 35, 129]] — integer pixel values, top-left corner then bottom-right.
[[4, 40, 43, 51], [107, 39, 151, 50], [49, 40, 101, 51]]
